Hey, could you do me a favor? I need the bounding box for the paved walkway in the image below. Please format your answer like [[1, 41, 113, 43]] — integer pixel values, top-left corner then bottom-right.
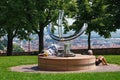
[[10, 64, 120, 73]]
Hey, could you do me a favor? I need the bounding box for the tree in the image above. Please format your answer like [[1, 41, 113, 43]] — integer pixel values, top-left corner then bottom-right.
[[72, 0, 113, 49], [24, 0, 78, 53], [0, 1, 31, 56], [105, 0, 120, 29]]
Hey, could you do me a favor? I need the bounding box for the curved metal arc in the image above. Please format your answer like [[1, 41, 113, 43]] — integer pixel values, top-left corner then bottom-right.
[[47, 23, 88, 41]]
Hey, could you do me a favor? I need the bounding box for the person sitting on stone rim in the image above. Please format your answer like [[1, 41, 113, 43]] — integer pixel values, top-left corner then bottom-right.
[[39, 43, 59, 57], [88, 50, 108, 66]]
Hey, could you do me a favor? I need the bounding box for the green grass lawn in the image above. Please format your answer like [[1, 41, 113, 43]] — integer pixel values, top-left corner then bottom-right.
[[0, 55, 120, 80]]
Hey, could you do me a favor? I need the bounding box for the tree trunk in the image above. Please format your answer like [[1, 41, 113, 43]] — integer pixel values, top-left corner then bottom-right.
[[88, 32, 91, 50], [7, 35, 13, 56], [28, 40, 30, 52], [38, 27, 44, 53]]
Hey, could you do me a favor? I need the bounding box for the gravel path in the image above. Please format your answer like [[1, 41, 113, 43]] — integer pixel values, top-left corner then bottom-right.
[[10, 64, 120, 73]]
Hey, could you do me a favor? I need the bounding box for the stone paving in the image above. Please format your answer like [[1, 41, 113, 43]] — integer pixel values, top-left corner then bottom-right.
[[10, 64, 120, 73]]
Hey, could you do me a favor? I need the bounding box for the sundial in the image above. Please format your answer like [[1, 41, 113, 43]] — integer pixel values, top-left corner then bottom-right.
[[47, 10, 88, 57]]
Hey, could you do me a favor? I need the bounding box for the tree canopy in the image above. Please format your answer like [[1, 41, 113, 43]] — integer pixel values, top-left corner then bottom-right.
[[71, 0, 115, 49], [0, 0, 32, 55], [0, 0, 119, 55], [105, 0, 120, 29], [0, 0, 78, 55], [24, 0, 78, 53]]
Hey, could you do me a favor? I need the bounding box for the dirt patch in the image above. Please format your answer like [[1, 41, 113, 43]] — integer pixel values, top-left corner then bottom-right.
[[10, 64, 120, 73]]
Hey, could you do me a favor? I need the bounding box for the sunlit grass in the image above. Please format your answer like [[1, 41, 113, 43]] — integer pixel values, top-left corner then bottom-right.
[[0, 55, 120, 80], [104, 55, 120, 65]]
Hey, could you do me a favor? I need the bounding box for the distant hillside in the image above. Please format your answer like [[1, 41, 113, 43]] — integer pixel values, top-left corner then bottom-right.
[[12, 29, 120, 51]]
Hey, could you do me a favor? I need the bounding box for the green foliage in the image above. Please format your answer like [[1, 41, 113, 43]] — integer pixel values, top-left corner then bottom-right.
[[52, 0, 78, 34], [105, 0, 120, 29], [0, 0, 36, 55], [0, 0, 119, 53], [23, 0, 78, 31], [0, 0, 78, 54], [23, 0, 78, 52], [0, 0, 31, 37], [70, 0, 117, 49], [0, 38, 7, 50], [13, 44, 24, 52], [73, 0, 117, 38]]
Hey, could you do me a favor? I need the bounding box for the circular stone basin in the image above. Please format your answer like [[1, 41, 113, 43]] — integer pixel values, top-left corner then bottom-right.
[[38, 54, 96, 71]]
